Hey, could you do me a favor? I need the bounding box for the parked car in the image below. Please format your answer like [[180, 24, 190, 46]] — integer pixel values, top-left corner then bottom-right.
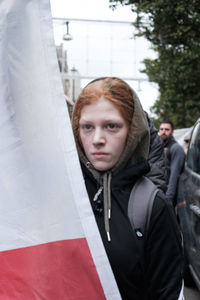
[[177, 118, 200, 289]]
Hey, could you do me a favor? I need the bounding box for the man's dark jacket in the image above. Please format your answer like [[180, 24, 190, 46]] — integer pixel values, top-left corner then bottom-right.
[[145, 113, 167, 192], [163, 136, 185, 205]]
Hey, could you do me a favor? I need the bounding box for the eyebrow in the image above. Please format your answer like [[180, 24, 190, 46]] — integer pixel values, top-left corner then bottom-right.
[[79, 118, 123, 123]]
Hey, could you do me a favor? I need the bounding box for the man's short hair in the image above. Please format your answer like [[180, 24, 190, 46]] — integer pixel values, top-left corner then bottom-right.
[[160, 121, 174, 130]]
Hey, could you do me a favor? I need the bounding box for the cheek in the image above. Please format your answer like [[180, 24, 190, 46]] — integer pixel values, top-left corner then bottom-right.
[[120, 136, 127, 151], [121, 130, 128, 148], [79, 130, 85, 147], [79, 131, 90, 153], [115, 130, 128, 152]]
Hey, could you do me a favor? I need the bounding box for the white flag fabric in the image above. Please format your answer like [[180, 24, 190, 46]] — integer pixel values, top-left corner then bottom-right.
[[0, 0, 121, 299]]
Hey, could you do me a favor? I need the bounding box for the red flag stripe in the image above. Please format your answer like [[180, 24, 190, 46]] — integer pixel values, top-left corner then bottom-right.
[[0, 238, 106, 300]]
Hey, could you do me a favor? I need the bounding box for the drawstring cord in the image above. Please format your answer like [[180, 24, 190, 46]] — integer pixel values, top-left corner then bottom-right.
[[93, 186, 103, 202], [93, 171, 112, 242], [103, 172, 112, 242]]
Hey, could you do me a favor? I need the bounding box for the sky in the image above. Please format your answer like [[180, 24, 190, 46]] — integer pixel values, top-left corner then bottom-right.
[[50, 0, 134, 21], [50, 0, 159, 114]]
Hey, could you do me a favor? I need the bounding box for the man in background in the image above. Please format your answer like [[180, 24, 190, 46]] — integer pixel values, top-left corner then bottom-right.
[[159, 121, 185, 206]]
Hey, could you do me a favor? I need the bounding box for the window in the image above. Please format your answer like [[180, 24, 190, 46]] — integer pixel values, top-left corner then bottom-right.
[[187, 121, 200, 174]]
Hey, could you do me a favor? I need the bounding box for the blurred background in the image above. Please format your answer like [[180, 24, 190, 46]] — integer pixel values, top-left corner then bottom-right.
[[50, 0, 158, 116], [50, 0, 200, 130]]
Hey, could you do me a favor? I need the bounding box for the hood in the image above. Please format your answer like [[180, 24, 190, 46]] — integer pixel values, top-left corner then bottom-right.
[[72, 79, 150, 242]]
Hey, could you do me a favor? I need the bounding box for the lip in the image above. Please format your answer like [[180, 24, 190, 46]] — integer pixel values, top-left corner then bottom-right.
[[92, 152, 108, 158]]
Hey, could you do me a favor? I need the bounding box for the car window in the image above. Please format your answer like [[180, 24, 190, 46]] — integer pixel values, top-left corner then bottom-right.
[[187, 122, 200, 174]]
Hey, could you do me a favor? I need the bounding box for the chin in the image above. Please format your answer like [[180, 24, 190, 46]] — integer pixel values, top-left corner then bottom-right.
[[94, 164, 112, 172]]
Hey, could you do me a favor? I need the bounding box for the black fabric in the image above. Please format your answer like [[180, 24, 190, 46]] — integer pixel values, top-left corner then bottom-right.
[[81, 159, 183, 300], [145, 113, 167, 192], [163, 136, 177, 183], [163, 136, 185, 205], [164, 136, 177, 167]]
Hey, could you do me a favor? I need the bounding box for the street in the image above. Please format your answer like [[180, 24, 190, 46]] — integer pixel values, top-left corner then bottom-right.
[[184, 286, 200, 300]]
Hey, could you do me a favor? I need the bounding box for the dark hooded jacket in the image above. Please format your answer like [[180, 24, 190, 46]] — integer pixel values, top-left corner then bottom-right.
[[145, 112, 167, 192], [163, 136, 185, 205], [72, 84, 183, 300]]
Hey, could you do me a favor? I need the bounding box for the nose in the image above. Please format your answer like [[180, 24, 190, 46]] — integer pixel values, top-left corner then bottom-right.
[[93, 128, 105, 145]]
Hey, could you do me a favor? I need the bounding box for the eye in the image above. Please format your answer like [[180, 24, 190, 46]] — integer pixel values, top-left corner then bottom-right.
[[81, 124, 93, 131], [106, 123, 118, 130]]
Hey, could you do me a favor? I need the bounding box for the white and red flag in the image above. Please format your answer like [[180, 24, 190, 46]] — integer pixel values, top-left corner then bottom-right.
[[0, 1, 121, 299]]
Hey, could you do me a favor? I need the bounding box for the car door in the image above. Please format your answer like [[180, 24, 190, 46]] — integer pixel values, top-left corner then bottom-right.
[[184, 120, 200, 280]]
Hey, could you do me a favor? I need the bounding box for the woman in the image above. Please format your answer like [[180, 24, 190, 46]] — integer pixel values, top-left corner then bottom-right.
[[72, 77, 183, 299]]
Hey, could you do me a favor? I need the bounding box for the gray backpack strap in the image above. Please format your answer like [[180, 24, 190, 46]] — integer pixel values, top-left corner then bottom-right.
[[128, 176, 159, 238]]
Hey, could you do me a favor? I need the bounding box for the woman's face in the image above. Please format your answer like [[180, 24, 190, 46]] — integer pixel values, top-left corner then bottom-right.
[[79, 96, 129, 171]]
